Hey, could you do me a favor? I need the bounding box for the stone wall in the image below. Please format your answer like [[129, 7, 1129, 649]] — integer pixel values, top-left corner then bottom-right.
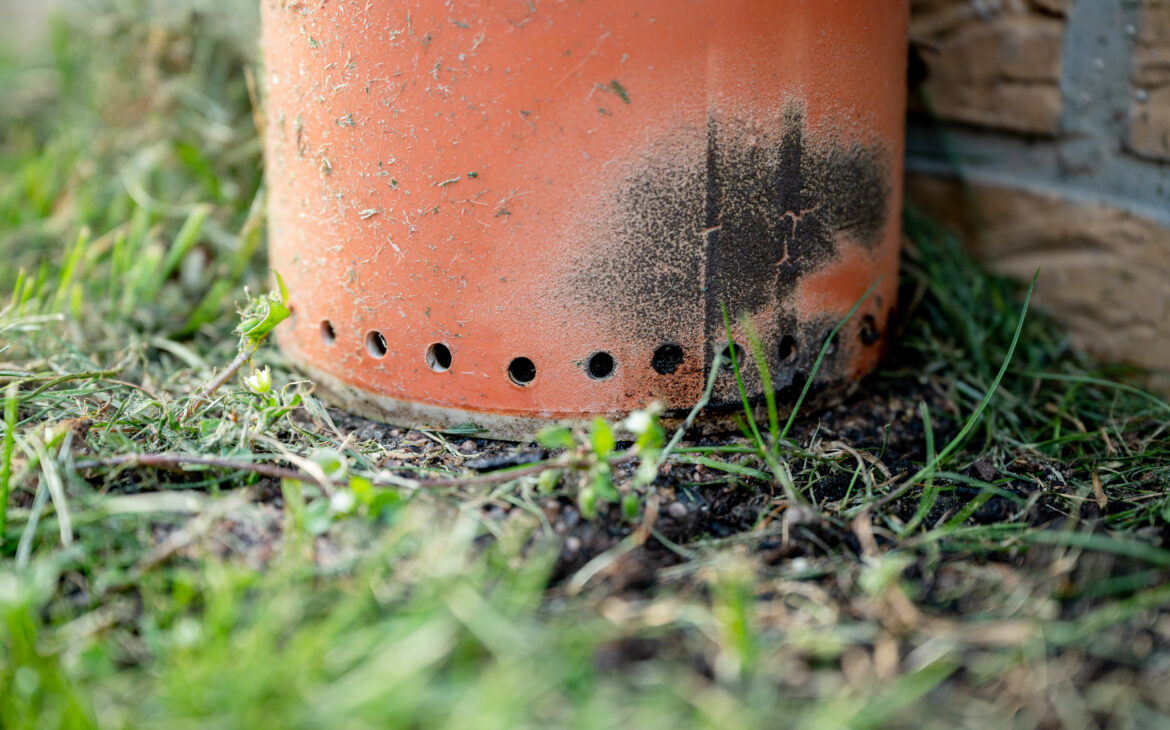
[[1131, 0, 1170, 161], [911, 0, 1067, 135], [907, 0, 1170, 390]]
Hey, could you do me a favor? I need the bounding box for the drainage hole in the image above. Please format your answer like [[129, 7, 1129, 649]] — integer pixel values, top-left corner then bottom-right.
[[778, 335, 797, 362], [508, 357, 537, 386], [426, 343, 452, 372], [365, 330, 388, 358], [859, 315, 882, 346], [320, 320, 336, 345], [720, 343, 745, 370], [652, 343, 684, 375], [586, 351, 615, 380]]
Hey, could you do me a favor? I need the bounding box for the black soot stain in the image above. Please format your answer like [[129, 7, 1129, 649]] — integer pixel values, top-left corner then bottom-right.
[[567, 102, 892, 405]]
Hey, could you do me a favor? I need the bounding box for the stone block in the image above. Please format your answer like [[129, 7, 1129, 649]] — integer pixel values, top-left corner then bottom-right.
[[906, 174, 1170, 391], [911, 0, 1066, 135], [1130, 0, 1170, 161]]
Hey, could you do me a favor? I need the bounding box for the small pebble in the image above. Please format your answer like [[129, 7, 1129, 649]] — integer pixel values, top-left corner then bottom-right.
[[785, 504, 818, 527], [667, 501, 688, 519], [459, 439, 477, 454], [565, 536, 582, 554]]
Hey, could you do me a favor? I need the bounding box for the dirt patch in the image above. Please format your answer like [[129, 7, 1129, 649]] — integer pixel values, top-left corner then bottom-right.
[[325, 358, 956, 586]]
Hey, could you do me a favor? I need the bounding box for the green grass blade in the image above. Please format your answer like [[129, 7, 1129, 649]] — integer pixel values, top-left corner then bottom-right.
[[900, 402, 938, 534], [742, 316, 780, 453], [31, 436, 72, 548], [721, 303, 765, 454], [657, 343, 726, 464], [0, 383, 16, 546], [148, 203, 211, 303], [1019, 529, 1170, 568], [673, 454, 771, 482], [1014, 370, 1170, 417], [780, 279, 880, 441], [51, 227, 90, 314], [902, 271, 1038, 490]]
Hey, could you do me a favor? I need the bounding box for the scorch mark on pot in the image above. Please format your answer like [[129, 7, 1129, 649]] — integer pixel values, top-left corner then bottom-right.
[[560, 102, 893, 404]]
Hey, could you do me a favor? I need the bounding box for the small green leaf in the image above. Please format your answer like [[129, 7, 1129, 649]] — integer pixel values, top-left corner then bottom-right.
[[305, 499, 333, 535], [349, 475, 374, 504], [633, 458, 659, 487], [310, 449, 346, 480], [537, 425, 576, 450], [592, 465, 619, 503], [349, 475, 403, 519], [537, 469, 562, 494], [590, 418, 616, 458], [237, 294, 290, 344], [578, 487, 598, 519], [273, 270, 289, 305], [636, 422, 665, 452], [621, 493, 639, 521]]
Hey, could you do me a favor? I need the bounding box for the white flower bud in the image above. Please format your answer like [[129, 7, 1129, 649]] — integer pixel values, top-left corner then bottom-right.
[[245, 366, 272, 394]]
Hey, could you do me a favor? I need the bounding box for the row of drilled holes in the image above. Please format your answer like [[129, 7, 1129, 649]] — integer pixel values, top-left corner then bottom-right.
[[318, 316, 879, 387]]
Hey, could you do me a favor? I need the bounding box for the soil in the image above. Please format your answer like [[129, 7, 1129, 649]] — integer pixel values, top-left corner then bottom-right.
[[325, 366, 960, 584]]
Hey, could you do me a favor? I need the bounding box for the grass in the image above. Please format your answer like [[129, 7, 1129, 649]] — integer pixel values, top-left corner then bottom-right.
[[3, 2, 1170, 728]]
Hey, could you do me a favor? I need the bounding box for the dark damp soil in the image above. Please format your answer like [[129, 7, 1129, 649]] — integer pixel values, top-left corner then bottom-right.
[[324, 359, 1087, 610]]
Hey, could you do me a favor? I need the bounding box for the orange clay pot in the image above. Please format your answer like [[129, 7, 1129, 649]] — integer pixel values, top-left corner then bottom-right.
[[261, 1, 909, 439]]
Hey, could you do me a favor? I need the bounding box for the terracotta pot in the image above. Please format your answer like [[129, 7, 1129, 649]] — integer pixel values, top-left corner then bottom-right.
[[261, 0, 909, 439]]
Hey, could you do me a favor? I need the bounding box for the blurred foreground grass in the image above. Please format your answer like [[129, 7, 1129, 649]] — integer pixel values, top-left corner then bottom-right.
[[2, 2, 1170, 728]]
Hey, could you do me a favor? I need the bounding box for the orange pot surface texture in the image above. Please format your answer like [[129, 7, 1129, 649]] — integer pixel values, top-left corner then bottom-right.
[[262, 0, 910, 438]]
